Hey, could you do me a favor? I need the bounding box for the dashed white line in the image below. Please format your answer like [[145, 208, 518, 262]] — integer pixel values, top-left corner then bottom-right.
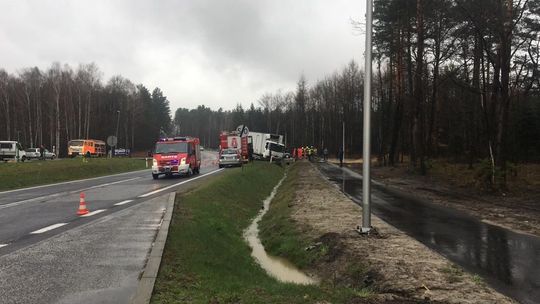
[[80, 209, 106, 217], [138, 168, 225, 198], [30, 223, 68, 234], [0, 177, 141, 210], [0, 169, 148, 194], [114, 199, 133, 206], [0, 244, 8, 248]]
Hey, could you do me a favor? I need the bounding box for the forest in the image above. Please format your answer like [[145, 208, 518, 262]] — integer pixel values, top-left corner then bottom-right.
[[0, 63, 172, 155], [2, 0, 539, 187]]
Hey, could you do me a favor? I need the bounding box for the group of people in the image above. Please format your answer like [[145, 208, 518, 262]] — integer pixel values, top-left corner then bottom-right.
[[292, 146, 330, 162], [291, 146, 344, 166]]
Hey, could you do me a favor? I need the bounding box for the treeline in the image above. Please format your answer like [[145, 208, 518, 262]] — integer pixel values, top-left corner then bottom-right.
[[173, 0, 539, 187], [173, 63, 365, 155], [0, 63, 171, 156], [371, 0, 540, 181]]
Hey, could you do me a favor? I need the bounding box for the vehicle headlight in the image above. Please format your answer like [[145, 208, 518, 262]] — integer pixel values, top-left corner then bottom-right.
[[153, 159, 157, 166], [180, 158, 186, 165]]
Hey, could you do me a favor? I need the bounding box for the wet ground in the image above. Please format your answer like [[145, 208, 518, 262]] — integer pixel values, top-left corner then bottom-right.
[[244, 174, 317, 285], [318, 163, 540, 304]]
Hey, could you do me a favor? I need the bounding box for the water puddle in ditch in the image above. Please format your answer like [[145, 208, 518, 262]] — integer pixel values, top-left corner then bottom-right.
[[243, 175, 318, 285]]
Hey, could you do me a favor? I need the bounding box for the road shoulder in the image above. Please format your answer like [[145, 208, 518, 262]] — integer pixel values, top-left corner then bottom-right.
[[276, 161, 515, 303], [131, 192, 175, 304]]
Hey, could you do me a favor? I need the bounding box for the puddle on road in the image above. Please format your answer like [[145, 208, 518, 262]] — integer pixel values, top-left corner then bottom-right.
[[243, 175, 318, 285]]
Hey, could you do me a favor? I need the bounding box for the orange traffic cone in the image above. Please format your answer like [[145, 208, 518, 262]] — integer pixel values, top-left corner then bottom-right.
[[77, 192, 89, 215]]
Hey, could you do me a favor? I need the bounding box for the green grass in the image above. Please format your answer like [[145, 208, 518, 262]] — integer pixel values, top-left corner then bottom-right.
[[441, 264, 464, 284], [151, 162, 367, 303], [0, 158, 147, 191], [471, 274, 486, 286], [259, 163, 321, 269], [259, 162, 372, 293]]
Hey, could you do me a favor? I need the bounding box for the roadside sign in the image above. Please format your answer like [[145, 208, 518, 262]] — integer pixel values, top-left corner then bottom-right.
[[236, 125, 249, 137], [107, 135, 118, 147]]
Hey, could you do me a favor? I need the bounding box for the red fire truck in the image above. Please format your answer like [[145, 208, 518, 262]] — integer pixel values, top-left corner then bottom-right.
[[219, 131, 249, 162], [152, 137, 201, 179]]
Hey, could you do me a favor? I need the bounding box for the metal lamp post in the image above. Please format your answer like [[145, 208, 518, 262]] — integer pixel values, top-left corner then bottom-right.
[[359, 0, 373, 233], [114, 110, 120, 157]]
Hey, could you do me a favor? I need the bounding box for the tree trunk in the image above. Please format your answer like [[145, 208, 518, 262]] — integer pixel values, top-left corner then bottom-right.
[[389, 26, 405, 166], [412, 0, 426, 174]]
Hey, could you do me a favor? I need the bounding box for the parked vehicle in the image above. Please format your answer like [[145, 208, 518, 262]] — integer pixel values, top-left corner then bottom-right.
[[152, 136, 201, 179], [249, 132, 285, 160], [68, 139, 106, 157], [219, 148, 242, 168], [0, 141, 27, 162], [219, 131, 249, 162], [282, 152, 294, 165], [25, 148, 56, 159], [25, 148, 40, 159]]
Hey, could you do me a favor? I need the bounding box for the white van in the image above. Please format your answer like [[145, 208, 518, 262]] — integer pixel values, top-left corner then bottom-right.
[[0, 141, 27, 162]]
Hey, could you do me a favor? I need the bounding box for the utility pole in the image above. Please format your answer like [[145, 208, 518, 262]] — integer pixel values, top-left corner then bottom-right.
[[342, 121, 345, 164], [115, 110, 120, 156], [359, 0, 373, 233]]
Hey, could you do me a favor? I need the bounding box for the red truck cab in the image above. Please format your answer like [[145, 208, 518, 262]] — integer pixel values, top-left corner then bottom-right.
[[152, 137, 201, 179]]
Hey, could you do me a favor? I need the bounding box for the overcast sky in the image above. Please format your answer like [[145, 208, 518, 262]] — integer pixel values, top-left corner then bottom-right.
[[0, 0, 365, 111]]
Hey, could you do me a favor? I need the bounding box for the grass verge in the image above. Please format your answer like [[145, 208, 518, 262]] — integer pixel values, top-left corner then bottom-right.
[[259, 163, 319, 268], [0, 158, 147, 191], [259, 162, 372, 296], [152, 162, 364, 303]]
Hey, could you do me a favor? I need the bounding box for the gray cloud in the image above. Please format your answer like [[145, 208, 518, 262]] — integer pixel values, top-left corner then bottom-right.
[[0, 0, 365, 111]]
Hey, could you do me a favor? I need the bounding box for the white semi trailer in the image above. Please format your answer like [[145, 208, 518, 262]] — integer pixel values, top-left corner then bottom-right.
[[249, 132, 285, 160]]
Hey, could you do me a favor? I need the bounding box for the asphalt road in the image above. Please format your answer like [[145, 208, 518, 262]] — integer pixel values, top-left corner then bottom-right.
[[0, 151, 223, 304], [318, 162, 540, 304]]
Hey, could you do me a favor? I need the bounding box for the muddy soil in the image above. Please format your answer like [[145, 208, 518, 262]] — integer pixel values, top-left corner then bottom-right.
[[362, 163, 540, 237], [291, 161, 515, 303]]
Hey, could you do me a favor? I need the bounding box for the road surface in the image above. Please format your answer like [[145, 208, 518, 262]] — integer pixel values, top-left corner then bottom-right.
[[0, 151, 222, 304], [318, 162, 540, 304]]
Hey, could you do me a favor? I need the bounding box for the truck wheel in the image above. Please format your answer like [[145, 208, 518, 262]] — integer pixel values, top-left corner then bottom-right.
[[152, 174, 159, 180], [21, 156, 26, 162]]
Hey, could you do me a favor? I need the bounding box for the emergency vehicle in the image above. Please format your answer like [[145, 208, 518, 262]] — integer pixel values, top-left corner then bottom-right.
[[152, 137, 201, 179], [68, 139, 106, 157], [219, 131, 249, 162]]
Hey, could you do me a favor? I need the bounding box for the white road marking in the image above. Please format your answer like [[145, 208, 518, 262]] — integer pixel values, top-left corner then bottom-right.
[[114, 199, 133, 206], [80, 209, 106, 217], [30, 223, 68, 234], [139, 168, 225, 198], [0, 177, 141, 210], [0, 244, 8, 248], [0, 169, 148, 194]]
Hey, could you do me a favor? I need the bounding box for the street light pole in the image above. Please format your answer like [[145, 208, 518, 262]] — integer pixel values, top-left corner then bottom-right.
[[115, 110, 120, 157], [342, 121, 345, 164], [360, 0, 373, 233]]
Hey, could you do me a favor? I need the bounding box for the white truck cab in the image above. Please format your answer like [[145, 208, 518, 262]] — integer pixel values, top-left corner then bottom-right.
[[0, 141, 27, 162], [250, 132, 285, 159]]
